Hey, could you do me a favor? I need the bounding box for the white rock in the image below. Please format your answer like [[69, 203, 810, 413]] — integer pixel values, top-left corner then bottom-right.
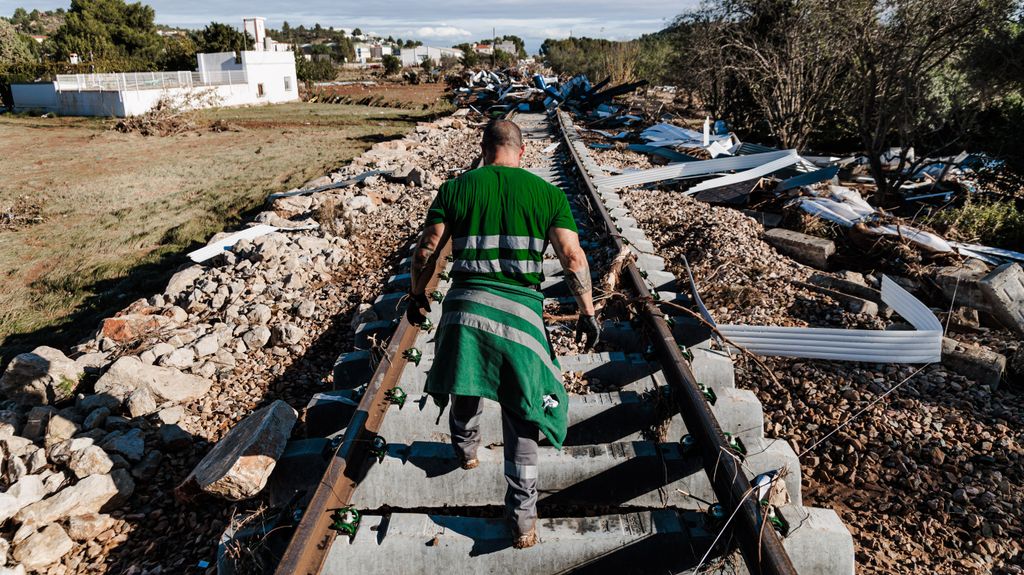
[[193, 334, 220, 357], [94, 356, 211, 405], [164, 306, 188, 323], [16, 470, 134, 525], [0, 347, 84, 406], [68, 445, 114, 479], [178, 400, 296, 500], [296, 300, 316, 318], [165, 265, 204, 298], [161, 347, 196, 369], [44, 414, 79, 449], [272, 324, 305, 346], [67, 512, 114, 541], [0, 475, 46, 523], [12, 524, 73, 572], [242, 327, 271, 349], [248, 304, 272, 325], [126, 387, 158, 417], [157, 406, 184, 425], [43, 471, 67, 495]]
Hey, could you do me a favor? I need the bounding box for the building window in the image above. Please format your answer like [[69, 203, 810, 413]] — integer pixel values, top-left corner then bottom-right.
[[284, 76, 292, 92], [257, 83, 265, 98]]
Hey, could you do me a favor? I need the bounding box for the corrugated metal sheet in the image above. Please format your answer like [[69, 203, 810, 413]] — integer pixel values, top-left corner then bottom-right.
[[592, 150, 798, 190], [683, 152, 800, 196], [709, 277, 942, 363]]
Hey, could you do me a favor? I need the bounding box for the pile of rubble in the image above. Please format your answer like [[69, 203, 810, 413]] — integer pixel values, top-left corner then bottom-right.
[[623, 181, 1023, 574], [0, 115, 481, 574], [449, 70, 647, 116]]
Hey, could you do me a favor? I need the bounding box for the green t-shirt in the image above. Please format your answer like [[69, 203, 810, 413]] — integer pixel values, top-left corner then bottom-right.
[[425, 165, 578, 287]]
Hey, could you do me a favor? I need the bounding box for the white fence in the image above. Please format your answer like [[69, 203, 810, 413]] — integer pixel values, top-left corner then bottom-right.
[[55, 70, 248, 92]]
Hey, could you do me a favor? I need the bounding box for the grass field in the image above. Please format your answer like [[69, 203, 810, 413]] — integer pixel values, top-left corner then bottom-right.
[[0, 101, 446, 365]]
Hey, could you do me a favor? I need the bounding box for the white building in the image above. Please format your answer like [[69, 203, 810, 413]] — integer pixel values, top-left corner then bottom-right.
[[352, 42, 395, 64], [11, 18, 298, 117], [398, 46, 464, 67]]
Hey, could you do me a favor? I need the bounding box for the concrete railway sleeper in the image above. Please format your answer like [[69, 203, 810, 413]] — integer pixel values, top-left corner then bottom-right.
[[241, 111, 855, 575]]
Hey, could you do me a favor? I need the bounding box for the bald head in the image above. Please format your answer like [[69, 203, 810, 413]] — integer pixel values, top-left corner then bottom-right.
[[482, 119, 524, 162]]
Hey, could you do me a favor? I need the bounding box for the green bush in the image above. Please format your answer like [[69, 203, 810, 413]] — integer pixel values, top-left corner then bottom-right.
[[926, 197, 1024, 249], [382, 54, 401, 76]]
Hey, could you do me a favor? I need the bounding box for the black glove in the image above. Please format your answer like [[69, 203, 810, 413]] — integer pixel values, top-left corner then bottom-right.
[[575, 314, 601, 350], [406, 292, 431, 326]]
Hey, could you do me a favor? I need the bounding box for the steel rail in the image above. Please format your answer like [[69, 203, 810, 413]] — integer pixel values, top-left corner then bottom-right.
[[554, 109, 798, 575], [271, 109, 516, 573], [272, 239, 453, 575]]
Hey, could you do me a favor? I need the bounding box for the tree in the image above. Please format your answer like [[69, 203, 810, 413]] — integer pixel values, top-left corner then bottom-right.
[[843, 0, 1013, 203], [420, 57, 434, 71], [382, 53, 401, 75], [352, 27, 362, 37], [192, 22, 253, 54], [708, 0, 851, 149], [50, 0, 162, 63], [294, 49, 335, 82], [281, 20, 291, 41], [454, 42, 478, 67], [158, 33, 196, 70], [0, 17, 33, 66]]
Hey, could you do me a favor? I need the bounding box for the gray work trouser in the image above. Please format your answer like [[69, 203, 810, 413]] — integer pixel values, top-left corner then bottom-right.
[[449, 395, 539, 534]]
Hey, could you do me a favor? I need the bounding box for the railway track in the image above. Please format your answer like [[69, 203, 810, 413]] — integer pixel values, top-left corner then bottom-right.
[[261, 110, 855, 574]]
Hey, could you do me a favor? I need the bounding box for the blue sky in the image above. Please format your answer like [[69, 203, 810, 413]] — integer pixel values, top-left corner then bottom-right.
[[1, 1, 694, 52]]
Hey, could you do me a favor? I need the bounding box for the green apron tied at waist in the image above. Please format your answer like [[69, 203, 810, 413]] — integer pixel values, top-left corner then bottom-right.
[[424, 276, 569, 449]]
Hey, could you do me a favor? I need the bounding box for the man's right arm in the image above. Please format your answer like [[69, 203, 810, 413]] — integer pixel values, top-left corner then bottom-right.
[[548, 227, 595, 315]]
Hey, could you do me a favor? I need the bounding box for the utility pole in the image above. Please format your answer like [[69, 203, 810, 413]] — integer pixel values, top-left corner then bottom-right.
[[491, 26, 496, 68]]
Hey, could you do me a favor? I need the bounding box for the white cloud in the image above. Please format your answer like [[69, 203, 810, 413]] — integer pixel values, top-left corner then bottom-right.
[[413, 26, 472, 39]]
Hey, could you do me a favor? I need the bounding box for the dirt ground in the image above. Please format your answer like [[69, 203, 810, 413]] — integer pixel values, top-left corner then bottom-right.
[[306, 80, 449, 109], [0, 102, 440, 366]]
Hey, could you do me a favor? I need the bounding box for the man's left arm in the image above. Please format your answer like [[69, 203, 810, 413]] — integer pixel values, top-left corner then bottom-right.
[[411, 222, 449, 296]]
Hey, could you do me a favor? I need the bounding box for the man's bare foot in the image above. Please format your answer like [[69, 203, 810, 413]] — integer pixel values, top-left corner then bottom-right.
[[461, 458, 479, 470]]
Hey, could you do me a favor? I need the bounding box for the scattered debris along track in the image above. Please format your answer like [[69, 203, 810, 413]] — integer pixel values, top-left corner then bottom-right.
[[264, 111, 854, 575]]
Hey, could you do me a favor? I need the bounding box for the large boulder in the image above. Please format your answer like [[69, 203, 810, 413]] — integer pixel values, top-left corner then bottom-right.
[[0, 347, 84, 406], [12, 524, 74, 572], [16, 470, 134, 526], [94, 356, 211, 405], [177, 400, 296, 501]]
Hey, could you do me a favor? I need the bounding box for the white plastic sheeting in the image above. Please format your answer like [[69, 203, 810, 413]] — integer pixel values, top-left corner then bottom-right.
[[640, 123, 736, 148], [713, 276, 942, 363], [792, 185, 955, 254]]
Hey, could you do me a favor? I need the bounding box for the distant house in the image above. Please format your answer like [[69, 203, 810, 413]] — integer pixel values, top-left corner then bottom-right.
[[495, 40, 517, 55], [29, 35, 48, 44], [353, 42, 395, 64], [474, 43, 493, 55], [398, 46, 464, 67], [11, 18, 298, 117]]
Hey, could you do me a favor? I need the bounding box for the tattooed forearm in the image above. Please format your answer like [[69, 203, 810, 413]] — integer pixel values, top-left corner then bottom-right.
[[566, 266, 592, 296]]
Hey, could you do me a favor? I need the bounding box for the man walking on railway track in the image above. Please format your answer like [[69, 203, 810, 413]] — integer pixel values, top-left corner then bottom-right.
[[406, 118, 599, 550]]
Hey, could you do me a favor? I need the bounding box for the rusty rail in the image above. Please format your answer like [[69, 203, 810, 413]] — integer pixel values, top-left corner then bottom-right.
[[554, 109, 797, 575]]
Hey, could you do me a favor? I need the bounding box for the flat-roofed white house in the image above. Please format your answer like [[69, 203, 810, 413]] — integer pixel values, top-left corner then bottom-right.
[[398, 46, 464, 67], [11, 18, 298, 117]]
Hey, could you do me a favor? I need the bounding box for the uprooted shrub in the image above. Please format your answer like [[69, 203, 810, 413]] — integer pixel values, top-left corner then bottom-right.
[[113, 89, 223, 136]]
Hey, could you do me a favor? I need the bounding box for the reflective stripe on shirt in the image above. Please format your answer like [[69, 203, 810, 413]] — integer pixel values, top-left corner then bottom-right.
[[453, 235, 546, 253]]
